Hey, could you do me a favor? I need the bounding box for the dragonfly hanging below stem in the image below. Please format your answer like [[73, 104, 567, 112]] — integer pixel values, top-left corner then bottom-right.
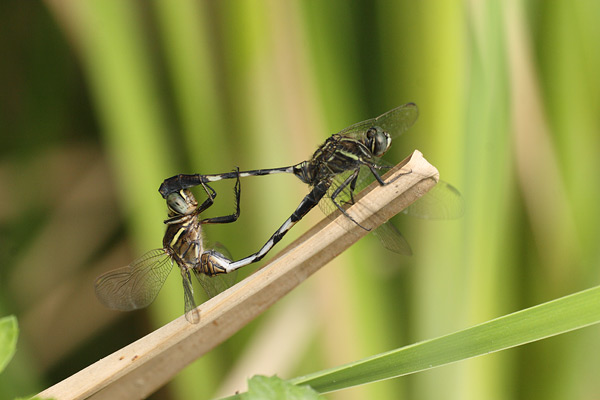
[[94, 169, 241, 323]]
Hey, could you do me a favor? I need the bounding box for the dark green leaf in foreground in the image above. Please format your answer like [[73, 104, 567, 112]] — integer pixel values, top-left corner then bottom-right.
[[0, 315, 18, 374], [239, 375, 322, 400]]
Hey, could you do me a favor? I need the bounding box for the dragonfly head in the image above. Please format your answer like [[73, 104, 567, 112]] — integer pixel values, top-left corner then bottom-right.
[[166, 189, 198, 216], [365, 126, 392, 157]]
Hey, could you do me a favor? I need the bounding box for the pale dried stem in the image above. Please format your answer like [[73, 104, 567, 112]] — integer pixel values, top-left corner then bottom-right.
[[38, 150, 439, 400]]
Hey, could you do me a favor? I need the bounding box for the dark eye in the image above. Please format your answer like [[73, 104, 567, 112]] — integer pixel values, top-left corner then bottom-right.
[[365, 126, 391, 157], [167, 190, 197, 215]]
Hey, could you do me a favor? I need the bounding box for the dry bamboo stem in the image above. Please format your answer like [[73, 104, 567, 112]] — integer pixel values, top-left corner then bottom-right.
[[38, 150, 439, 400]]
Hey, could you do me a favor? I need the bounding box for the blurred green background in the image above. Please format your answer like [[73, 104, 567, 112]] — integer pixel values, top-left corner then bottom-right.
[[1, 0, 599, 399]]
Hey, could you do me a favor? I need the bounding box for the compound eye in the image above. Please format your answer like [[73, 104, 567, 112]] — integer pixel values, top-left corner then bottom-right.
[[366, 126, 391, 157], [167, 189, 197, 215]]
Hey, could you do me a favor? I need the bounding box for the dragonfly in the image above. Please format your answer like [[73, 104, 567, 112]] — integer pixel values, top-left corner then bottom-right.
[[159, 103, 463, 276], [94, 171, 241, 323]]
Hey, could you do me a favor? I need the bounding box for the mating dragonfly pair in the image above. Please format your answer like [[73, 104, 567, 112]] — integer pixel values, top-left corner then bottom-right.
[[95, 103, 464, 323]]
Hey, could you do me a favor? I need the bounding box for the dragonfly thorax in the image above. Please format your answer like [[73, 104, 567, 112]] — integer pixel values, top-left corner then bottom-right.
[[365, 126, 392, 157], [292, 161, 312, 184]]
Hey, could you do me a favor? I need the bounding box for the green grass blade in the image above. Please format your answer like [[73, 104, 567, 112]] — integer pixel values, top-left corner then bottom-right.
[[289, 285, 600, 393]]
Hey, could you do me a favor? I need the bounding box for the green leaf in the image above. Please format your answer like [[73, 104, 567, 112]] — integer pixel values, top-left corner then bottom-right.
[[0, 315, 18, 374], [240, 375, 322, 400], [290, 285, 600, 393]]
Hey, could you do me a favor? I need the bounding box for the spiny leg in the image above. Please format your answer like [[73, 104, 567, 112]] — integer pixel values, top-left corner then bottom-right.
[[199, 180, 330, 275], [367, 163, 388, 186], [348, 170, 359, 204], [329, 169, 371, 231], [367, 163, 412, 186], [200, 168, 242, 225], [195, 181, 217, 214]]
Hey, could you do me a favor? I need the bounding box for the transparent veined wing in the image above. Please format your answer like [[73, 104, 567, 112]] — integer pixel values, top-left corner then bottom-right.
[[374, 103, 419, 140], [336, 103, 419, 141], [318, 162, 462, 254], [316, 166, 413, 255], [181, 269, 200, 324], [349, 158, 465, 220], [94, 248, 173, 311], [318, 161, 387, 220], [403, 180, 465, 220], [371, 221, 413, 255], [319, 153, 394, 219]]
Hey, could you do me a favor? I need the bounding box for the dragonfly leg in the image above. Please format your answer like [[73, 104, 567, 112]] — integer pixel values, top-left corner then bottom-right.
[[195, 167, 241, 214], [200, 168, 242, 224], [330, 169, 371, 231], [198, 181, 329, 275], [367, 164, 388, 186], [195, 181, 217, 214], [348, 171, 359, 204], [368, 164, 412, 186]]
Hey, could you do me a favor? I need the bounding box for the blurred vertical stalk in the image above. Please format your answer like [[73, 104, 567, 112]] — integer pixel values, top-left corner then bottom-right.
[[151, 1, 229, 398], [153, 0, 230, 168], [208, 0, 327, 397], [415, 2, 467, 397], [538, 1, 600, 282], [46, 0, 173, 248], [506, 2, 577, 398], [522, 0, 600, 398], [46, 0, 185, 393], [546, 2, 600, 398], [390, 1, 513, 399], [460, 2, 514, 400], [301, 1, 407, 399]]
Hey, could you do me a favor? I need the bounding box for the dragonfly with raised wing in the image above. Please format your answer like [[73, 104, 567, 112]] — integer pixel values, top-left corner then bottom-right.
[[94, 171, 241, 323], [159, 103, 463, 276]]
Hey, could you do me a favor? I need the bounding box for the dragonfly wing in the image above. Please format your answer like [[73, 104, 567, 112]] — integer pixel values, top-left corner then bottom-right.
[[319, 161, 396, 225], [182, 270, 200, 324], [374, 103, 419, 140], [336, 119, 377, 140], [332, 158, 397, 206], [404, 181, 465, 219], [337, 103, 419, 141], [371, 221, 413, 255], [94, 249, 173, 311], [322, 161, 389, 215], [351, 159, 463, 220], [320, 174, 413, 255], [195, 272, 234, 299]]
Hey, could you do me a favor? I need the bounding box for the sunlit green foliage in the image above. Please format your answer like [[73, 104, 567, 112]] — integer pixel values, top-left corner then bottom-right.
[[1, 1, 599, 399]]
